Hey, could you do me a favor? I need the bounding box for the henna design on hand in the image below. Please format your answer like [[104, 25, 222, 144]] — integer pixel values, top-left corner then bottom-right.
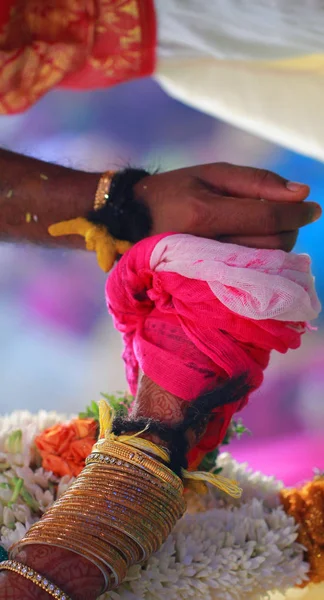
[[132, 374, 185, 424], [0, 544, 104, 600]]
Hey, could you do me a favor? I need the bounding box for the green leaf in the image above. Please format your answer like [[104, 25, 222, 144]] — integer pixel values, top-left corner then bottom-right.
[[79, 392, 134, 422], [5, 430, 22, 454], [20, 487, 40, 512], [90, 401, 99, 418], [211, 467, 223, 475], [8, 477, 23, 506], [198, 448, 220, 472], [231, 419, 251, 440], [197, 417, 251, 473]]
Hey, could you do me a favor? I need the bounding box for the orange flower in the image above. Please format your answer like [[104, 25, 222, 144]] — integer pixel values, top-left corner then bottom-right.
[[280, 478, 324, 586], [35, 418, 97, 478]]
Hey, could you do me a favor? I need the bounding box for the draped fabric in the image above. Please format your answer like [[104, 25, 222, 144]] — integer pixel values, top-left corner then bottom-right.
[[0, 0, 156, 114], [106, 234, 320, 466]]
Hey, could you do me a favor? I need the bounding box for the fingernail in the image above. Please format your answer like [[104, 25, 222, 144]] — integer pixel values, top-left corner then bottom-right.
[[311, 204, 322, 222], [286, 181, 308, 192]]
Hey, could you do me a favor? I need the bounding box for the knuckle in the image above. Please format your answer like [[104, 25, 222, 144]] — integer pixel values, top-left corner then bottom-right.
[[216, 161, 231, 169], [282, 231, 298, 251], [261, 206, 280, 234], [187, 198, 211, 232], [254, 168, 274, 193]]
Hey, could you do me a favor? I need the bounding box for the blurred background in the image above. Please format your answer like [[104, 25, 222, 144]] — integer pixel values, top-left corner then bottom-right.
[[0, 78, 323, 485]]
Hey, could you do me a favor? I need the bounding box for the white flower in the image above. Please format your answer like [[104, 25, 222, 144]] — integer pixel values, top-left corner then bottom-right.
[[11, 503, 32, 526], [101, 498, 308, 600], [57, 475, 74, 498], [1, 522, 28, 551], [0, 411, 310, 600]]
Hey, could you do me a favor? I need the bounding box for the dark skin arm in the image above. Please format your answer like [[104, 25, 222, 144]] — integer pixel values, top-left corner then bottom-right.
[[0, 377, 196, 600], [0, 149, 321, 251]]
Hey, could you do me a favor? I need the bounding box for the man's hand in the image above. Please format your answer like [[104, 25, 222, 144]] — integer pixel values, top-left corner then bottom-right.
[[136, 162, 322, 251], [0, 149, 321, 252]]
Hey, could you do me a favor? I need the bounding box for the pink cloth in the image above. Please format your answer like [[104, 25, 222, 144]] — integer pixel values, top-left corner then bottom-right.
[[151, 235, 320, 322], [106, 234, 320, 461]]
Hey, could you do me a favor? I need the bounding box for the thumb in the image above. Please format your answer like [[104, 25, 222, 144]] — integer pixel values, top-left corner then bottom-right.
[[199, 163, 311, 202]]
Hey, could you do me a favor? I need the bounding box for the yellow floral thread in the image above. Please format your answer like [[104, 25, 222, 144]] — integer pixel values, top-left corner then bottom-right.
[[97, 399, 242, 499], [48, 217, 132, 272]]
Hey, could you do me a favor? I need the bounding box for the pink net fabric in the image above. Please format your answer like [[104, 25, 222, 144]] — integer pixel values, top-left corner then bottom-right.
[[106, 234, 320, 464]]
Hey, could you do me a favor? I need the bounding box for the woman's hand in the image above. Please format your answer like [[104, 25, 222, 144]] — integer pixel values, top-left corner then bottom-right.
[[0, 545, 103, 600]]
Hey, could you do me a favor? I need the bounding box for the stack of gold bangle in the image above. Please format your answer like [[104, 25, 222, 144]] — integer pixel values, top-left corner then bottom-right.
[[10, 439, 186, 594]]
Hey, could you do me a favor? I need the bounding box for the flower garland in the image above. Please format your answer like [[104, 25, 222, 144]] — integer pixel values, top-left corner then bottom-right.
[[0, 399, 322, 600]]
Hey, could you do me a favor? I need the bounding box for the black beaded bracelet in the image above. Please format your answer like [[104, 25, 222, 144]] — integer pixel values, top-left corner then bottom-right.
[[87, 168, 152, 243]]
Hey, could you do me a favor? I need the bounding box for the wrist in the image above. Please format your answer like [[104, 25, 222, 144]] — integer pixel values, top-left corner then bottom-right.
[[0, 570, 45, 600], [86, 168, 152, 243], [12, 544, 102, 600], [0, 147, 101, 246]]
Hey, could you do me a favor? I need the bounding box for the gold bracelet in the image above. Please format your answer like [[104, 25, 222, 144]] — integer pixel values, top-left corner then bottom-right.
[[46, 503, 152, 560], [19, 527, 125, 588], [94, 170, 115, 211], [43, 499, 162, 552], [68, 473, 178, 517], [90, 442, 183, 491], [77, 462, 183, 503], [43, 496, 159, 541], [87, 445, 184, 494], [77, 464, 184, 515], [41, 505, 146, 564], [42, 510, 142, 563], [28, 504, 155, 558], [0, 560, 71, 600], [10, 538, 111, 594], [64, 479, 176, 530], [31, 513, 144, 565]]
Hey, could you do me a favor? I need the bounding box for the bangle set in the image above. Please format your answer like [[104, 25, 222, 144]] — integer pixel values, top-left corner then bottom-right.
[[9, 434, 186, 596]]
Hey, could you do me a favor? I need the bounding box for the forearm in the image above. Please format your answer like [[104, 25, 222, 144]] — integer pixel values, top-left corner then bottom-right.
[[0, 546, 102, 600], [0, 149, 99, 247], [0, 377, 189, 600]]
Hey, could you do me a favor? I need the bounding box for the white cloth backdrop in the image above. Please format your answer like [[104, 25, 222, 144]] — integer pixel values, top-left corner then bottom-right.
[[154, 0, 324, 161]]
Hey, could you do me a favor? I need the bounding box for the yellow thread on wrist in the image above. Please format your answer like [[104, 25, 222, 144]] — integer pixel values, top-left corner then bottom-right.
[[48, 217, 131, 273], [97, 399, 242, 499]]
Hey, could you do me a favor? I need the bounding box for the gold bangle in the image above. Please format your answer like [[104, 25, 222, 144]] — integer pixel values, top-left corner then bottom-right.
[[59, 490, 172, 538], [74, 467, 179, 509], [52, 508, 147, 559], [64, 478, 176, 528], [20, 526, 126, 587], [11, 539, 111, 593], [67, 488, 176, 532], [32, 513, 144, 564], [44, 498, 163, 550], [54, 490, 166, 535], [94, 170, 115, 211], [77, 462, 183, 503], [91, 443, 183, 491], [87, 445, 184, 494], [29, 507, 155, 559], [43, 510, 142, 563], [45, 503, 153, 560], [0, 560, 71, 600]]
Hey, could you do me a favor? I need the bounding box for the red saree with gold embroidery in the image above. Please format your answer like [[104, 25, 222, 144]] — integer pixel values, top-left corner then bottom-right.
[[0, 0, 156, 113]]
